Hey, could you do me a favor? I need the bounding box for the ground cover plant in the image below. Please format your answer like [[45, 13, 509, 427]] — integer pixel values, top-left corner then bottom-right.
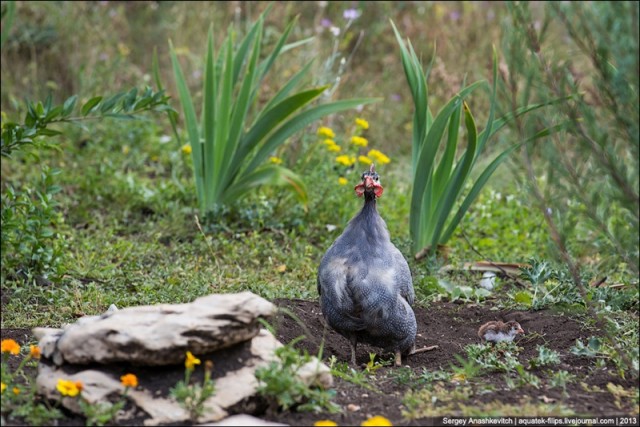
[[1, 1, 638, 426]]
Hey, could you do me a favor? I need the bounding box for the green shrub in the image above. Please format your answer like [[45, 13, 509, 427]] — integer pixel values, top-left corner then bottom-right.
[[168, 7, 377, 217], [391, 21, 560, 259], [501, 2, 639, 275]]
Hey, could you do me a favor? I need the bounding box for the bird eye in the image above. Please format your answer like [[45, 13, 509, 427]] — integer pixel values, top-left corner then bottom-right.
[[374, 176, 379, 181]]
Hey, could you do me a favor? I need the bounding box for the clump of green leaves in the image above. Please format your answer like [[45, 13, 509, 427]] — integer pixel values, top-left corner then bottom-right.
[[549, 370, 576, 396], [255, 340, 339, 413], [1, 166, 66, 280], [463, 342, 522, 373], [570, 337, 602, 358], [529, 345, 561, 369]]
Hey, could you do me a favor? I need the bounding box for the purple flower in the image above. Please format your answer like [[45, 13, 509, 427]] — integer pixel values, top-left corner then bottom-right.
[[449, 10, 461, 21], [391, 93, 401, 102], [320, 18, 332, 28], [343, 8, 361, 20]]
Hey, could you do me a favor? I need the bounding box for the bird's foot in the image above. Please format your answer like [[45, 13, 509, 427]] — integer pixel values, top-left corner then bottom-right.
[[408, 344, 439, 355], [394, 350, 402, 367]]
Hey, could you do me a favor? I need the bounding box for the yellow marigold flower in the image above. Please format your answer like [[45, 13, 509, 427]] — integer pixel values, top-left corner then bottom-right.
[[367, 149, 391, 165], [355, 117, 369, 129], [12, 387, 20, 395], [358, 155, 372, 165], [30, 345, 41, 359], [120, 373, 138, 388], [335, 155, 356, 167], [185, 351, 201, 370], [315, 421, 338, 426], [361, 415, 393, 426], [181, 144, 192, 155], [269, 156, 283, 165], [1, 383, 6, 394], [350, 136, 368, 147], [338, 177, 348, 186], [317, 126, 335, 138], [1, 339, 20, 355], [56, 379, 82, 397]]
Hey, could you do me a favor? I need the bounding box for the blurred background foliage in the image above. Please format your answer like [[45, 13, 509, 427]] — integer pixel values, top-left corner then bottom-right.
[[0, 1, 637, 324]]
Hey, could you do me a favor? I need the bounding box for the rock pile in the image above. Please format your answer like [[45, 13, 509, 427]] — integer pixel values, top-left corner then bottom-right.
[[34, 292, 331, 426]]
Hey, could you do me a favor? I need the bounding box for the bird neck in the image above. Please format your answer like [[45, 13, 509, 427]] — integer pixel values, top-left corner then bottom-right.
[[362, 193, 377, 213]]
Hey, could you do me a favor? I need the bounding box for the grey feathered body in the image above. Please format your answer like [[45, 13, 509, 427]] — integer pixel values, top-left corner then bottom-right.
[[317, 197, 417, 356]]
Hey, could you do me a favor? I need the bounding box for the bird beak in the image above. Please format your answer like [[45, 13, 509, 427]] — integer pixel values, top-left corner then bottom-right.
[[517, 327, 525, 335]]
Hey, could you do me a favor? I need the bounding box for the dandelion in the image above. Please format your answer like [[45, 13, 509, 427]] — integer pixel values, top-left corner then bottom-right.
[[335, 155, 356, 167], [338, 177, 348, 186], [323, 139, 341, 152], [315, 421, 338, 426], [358, 155, 372, 165], [185, 351, 201, 370], [12, 387, 20, 395], [269, 156, 283, 165], [56, 379, 82, 397], [120, 374, 138, 388], [30, 345, 41, 359], [181, 144, 192, 155], [355, 117, 369, 129], [361, 415, 393, 426], [1, 383, 6, 394], [350, 136, 368, 147], [367, 149, 391, 165], [317, 126, 335, 138], [1, 339, 20, 355]]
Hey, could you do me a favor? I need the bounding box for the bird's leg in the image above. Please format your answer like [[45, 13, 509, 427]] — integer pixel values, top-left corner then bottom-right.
[[349, 336, 358, 366], [394, 350, 402, 367]]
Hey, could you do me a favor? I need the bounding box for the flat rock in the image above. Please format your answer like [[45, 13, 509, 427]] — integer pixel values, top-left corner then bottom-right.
[[34, 292, 275, 366], [200, 414, 288, 426]]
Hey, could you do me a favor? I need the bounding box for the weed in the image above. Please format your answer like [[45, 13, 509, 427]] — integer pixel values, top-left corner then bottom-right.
[[256, 339, 339, 413], [549, 370, 576, 396], [327, 355, 377, 393], [529, 345, 561, 369], [463, 342, 521, 373], [169, 352, 216, 422]]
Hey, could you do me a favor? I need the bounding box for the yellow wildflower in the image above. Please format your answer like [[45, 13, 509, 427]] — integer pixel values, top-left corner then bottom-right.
[[327, 144, 341, 152], [355, 117, 369, 129], [367, 149, 391, 165], [117, 42, 130, 57], [314, 421, 338, 426], [361, 415, 393, 426], [56, 379, 82, 397], [317, 126, 335, 138], [338, 177, 348, 186], [120, 373, 138, 388], [30, 345, 41, 359], [269, 156, 283, 165], [12, 387, 20, 395], [1, 383, 6, 394], [185, 351, 201, 370], [181, 144, 192, 155], [122, 145, 131, 155], [335, 155, 356, 167], [1, 339, 20, 355], [358, 155, 372, 165], [350, 136, 368, 147]]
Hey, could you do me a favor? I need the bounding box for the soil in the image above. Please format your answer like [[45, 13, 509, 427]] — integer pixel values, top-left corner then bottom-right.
[[1, 299, 637, 426]]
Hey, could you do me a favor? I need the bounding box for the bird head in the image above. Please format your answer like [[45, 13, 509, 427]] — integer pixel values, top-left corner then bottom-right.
[[354, 164, 384, 198], [506, 321, 525, 336]]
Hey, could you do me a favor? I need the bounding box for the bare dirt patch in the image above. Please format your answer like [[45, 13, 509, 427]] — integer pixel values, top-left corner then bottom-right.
[[1, 299, 637, 426]]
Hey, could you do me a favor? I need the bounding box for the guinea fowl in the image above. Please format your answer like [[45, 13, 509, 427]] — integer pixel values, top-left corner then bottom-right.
[[317, 164, 437, 366]]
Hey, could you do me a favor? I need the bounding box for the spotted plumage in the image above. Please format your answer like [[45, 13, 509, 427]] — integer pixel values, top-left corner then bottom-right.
[[318, 165, 436, 366]]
